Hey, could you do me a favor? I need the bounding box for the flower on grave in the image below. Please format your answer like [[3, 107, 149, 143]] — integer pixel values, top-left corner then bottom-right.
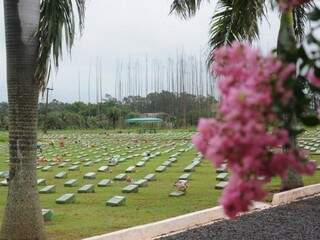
[[193, 42, 316, 219], [174, 180, 188, 192], [277, 0, 312, 11]]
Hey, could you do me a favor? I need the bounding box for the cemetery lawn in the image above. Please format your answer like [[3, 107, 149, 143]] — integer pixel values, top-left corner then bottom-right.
[[0, 130, 319, 240], [0, 130, 220, 240], [268, 129, 320, 194]]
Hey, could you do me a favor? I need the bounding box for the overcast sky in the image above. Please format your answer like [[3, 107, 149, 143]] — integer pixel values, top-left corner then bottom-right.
[[0, 0, 280, 103]]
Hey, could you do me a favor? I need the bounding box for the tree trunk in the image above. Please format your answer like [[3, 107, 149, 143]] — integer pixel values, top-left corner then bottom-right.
[[113, 117, 116, 129], [277, 10, 304, 191], [1, 1, 46, 239]]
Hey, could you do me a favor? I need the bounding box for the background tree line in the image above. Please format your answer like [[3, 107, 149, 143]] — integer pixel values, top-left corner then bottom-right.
[[0, 90, 217, 131]]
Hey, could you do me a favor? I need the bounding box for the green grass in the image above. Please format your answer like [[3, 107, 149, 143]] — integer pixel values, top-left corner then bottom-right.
[[0, 132, 8, 143], [0, 131, 220, 240], [266, 128, 320, 198], [0, 129, 319, 240]]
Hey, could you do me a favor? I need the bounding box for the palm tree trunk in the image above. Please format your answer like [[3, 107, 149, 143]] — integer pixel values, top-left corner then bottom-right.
[[277, 10, 303, 191], [1, 1, 46, 239]]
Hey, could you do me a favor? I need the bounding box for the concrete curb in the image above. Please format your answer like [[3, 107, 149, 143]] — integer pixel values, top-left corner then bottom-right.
[[83, 183, 320, 240], [82, 202, 270, 240], [272, 183, 320, 205]]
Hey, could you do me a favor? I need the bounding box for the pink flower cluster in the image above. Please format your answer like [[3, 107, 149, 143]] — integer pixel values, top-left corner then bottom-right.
[[307, 69, 320, 88], [277, 0, 312, 11], [193, 43, 316, 218]]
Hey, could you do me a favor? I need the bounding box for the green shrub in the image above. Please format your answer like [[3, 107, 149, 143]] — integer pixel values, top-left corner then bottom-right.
[[0, 132, 8, 143]]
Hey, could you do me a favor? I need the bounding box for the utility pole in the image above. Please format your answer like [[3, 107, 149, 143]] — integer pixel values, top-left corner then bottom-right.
[[43, 87, 53, 134], [88, 65, 91, 104], [78, 70, 81, 102], [99, 59, 103, 121]]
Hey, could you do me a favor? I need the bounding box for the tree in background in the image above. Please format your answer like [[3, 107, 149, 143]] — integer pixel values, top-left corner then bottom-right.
[[0, 103, 8, 130], [107, 106, 121, 129], [0, 92, 219, 131], [170, 0, 311, 64], [170, 0, 313, 190], [1, 0, 85, 239], [193, 1, 320, 218]]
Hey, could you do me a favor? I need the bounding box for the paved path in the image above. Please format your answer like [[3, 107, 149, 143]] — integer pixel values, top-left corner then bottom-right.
[[160, 196, 320, 240]]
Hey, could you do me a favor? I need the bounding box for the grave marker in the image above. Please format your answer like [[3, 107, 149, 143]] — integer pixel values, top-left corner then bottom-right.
[[84, 161, 93, 167], [39, 185, 56, 194], [56, 193, 75, 204], [122, 184, 139, 193], [0, 171, 9, 178], [98, 166, 109, 172], [78, 184, 95, 193], [64, 179, 78, 187], [68, 165, 80, 171], [58, 163, 67, 168], [106, 196, 126, 207], [133, 179, 148, 187], [0, 179, 8, 186], [42, 209, 54, 222], [184, 164, 196, 172], [216, 173, 229, 181], [41, 166, 52, 172], [144, 173, 156, 181], [215, 181, 228, 190], [108, 159, 118, 166], [114, 173, 127, 181], [141, 157, 150, 162], [98, 179, 111, 187], [94, 159, 102, 164], [55, 171, 68, 179], [125, 166, 136, 173], [37, 179, 47, 186], [216, 164, 227, 173], [136, 161, 145, 167], [192, 160, 201, 166], [155, 165, 167, 173], [169, 191, 185, 197], [83, 172, 96, 179], [162, 161, 172, 167], [179, 173, 191, 181]]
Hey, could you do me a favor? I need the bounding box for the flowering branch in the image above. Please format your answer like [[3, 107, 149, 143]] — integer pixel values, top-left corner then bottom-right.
[[193, 2, 320, 218]]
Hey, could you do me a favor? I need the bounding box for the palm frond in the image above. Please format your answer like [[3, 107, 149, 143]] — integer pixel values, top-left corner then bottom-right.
[[207, 0, 267, 66], [170, 0, 210, 18], [36, 0, 85, 92], [293, 1, 314, 42]]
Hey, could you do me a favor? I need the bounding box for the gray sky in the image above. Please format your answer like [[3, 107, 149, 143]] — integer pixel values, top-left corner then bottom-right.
[[0, 0, 280, 103]]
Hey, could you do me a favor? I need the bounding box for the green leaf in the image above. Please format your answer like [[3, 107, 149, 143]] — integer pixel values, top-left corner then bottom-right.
[[299, 115, 320, 126], [170, 0, 209, 19], [36, 0, 86, 92], [308, 6, 320, 21], [207, 0, 267, 65], [291, 127, 306, 137]]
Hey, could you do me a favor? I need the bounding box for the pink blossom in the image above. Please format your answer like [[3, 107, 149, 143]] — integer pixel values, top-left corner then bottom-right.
[[277, 0, 312, 11], [221, 176, 267, 219], [194, 42, 316, 218], [307, 69, 320, 88]]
